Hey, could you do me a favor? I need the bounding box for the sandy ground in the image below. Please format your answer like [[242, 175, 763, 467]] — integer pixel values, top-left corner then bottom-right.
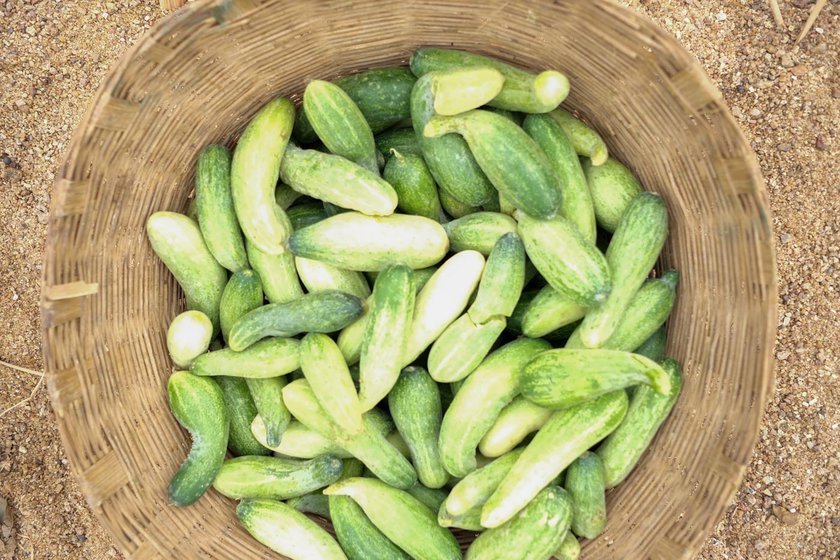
[[0, 1, 837, 558]]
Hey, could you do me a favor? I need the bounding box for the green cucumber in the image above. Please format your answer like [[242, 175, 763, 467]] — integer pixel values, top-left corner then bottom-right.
[[230, 97, 294, 254], [410, 48, 569, 113], [186, 197, 197, 221], [195, 144, 247, 271], [251, 417, 351, 458], [439, 186, 480, 218], [213, 455, 343, 500], [236, 499, 347, 560], [216, 376, 270, 457], [468, 232, 526, 323], [478, 397, 553, 458], [219, 269, 263, 343], [289, 212, 449, 271], [519, 285, 587, 338], [228, 290, 363, 351], [386, 430, 412, 458], [498, 190, 516, 215], [295, 257, 371, 299], [444, 448, 524, 517], [439, 338, 549, 477], [597, 358, 683, 488], [245, 240, 304, 304], [359, 265, 415, 410], [424, 110, 562, 219], [554, 532, 581, 560], [428, 314, 506, 383], [382, 150, 443, 221], [578, 193, 669, 347], [330, 495, 412, 560], [337, 307, 368, 366], [565, 451, 607, 539], [246, 377, 290, 447], [167, 310, 213, 369], [324, 477, 461, 560], [406, 483, 448, 512], [549, 108, 608, 166], [506, 290, 539, 335], [275, 183, 302, 210], [429, 67, 505, 116], [287, 202, 328, 230], [376, 128, 422, 158], [484, 106, 521, 124], [482, 193, 502, 212], [634, 326, 667, 362], [167, 371, 228, 506], [288, 493, 332, 520], [443, 212, 518, 255], [388, 366, 449, 489], [191, 337, 300, 378], [437, 502, 483, 531], [146, 212, 227, 333], [480, 391, 628, 528], [583, 157, 643, 232]]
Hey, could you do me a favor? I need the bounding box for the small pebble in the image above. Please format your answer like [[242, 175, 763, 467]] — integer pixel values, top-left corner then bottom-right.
[[815, 136, 827, 151]]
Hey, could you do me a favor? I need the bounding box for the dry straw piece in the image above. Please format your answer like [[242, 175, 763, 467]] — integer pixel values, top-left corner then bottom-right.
[[41, 1, 776, 558]]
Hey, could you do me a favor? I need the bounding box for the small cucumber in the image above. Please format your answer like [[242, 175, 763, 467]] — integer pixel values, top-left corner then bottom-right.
[[444, 448, 524, 517], [437, 502, 483, 531], [427, 314, 506, 383], [213, 455, 343, 500], [289, 212, 449, 271], [216, 376, 270, 457], [429, 67, 505, 115], [478, 397, 553, 458], [167, 310, 213, 369], [410, 48, 569, 113], [230, 97, 294, 254], [634, 326, 667, 362], [424, 110, 562, 219], [236, 499, 347, 560], [167, 371, 228, 506], [519, 285, 587, 338], [597, 358, 683, 488], [583, 157, 643, 232], [443, 211, 518, 256], [375, 128, 422, 158], [251, 417, 351, 458], [578, 193, 669, 348], [439, 338, 549, 477], [324, 477, 461, 560], [554, 532, 581, 560], [245, 240, 304, 304], [406, 483, 448, 512], [246, 376, 290, 447], [388, 367, 449, 489], [382, 150, 443, 221], [195, 144, 247, 271], [439, 185, 480, 219], [146, 212, 227, 333], [468, 232, 526, 323], [219, 269, 263, 343], [330, 495, 411, 560], [565, 451, 607, 539], [275, 183, 302, 210], [287, 202, 328, 230], [295, 257, 371, 299], [228, 290, 363, 351], [549, 108, 608, 166], [191, 337, 300, 378], [288, 492, 332, 520]]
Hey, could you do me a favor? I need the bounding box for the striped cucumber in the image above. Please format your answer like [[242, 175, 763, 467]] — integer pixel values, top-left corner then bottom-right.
[[428, 313, 506, 383], [330, 495, 412, 560], [251, 417, 351, 458], [376, 127, 422, 158], [382, 150, 443, 221], [246, 377, 289, 447], [549, 108, 608, 166], [245, 240, 304, 304], [554, 532, 581, 560], [439, 186, 480, 218], [443, 211, 518, 255], [468, 232, 526, 323], [444, 448, 524, 517], [216, 376, 270, 457], [219, 269, 263, 343], [191, 337, 300, 378], [565, 451, 607, 539], [287, 202, 328, 230], [634, 326, 667, 362], [583, 157, 643, 232], [520, 285, 587, 338], [167, 310, 213, 369], [478, 397, 553, 458], [295, 257, 371, 299], [429, 66, 505, 116], [213, 455, 343, 500]]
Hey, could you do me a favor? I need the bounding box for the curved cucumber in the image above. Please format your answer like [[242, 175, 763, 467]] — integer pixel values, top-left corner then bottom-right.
[[330, 495, 412, 560], [565, 451, 607, 539], [520, 285, 587, 338], [213, 454, 343, 500], [583, 157, 643, 232], [246, 376, 290, 447], [287, 202, 328, 230], [382, 150, 443, 221], [549, 108, 608, 166], [295, 257, 371, 299], [430, 66, 505, 116], [216, 376, 270, 457], [439, 186, 480, 219], [428, 314, 506, 383], [437, 502, 483, 531], [634, 326, 667, 362], [219, 269, 263, 343], [191, 337, 300, 378], [376, 128, 422, 158], [468, 232, 526, 323], [166, 371, 228, 506], [251, 417, 351, 458], [554, 532, 581, 560], [443, 211, 518, 255], [167, 310, 213, 369], [444, 448, 524, 517], [245, 240, 304, 304], [478, 397, 553, 458]]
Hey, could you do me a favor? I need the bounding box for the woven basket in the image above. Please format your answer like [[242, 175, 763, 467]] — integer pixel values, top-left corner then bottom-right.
[[41, 1, 776, 558]]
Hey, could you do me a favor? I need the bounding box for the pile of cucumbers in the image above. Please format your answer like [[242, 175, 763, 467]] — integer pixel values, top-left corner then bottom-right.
[[149, 47, 683, 560]]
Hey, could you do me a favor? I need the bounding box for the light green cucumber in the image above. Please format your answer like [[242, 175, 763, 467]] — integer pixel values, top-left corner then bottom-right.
[[216, 376, 270, 457], [382, 150, 443, 221], [191, 337, 300, 378], [295, 257, 371, 299], [287, 202, 328, 230], [275, 183, 302, 210], [437, 502, 483, 531], [519, 285, 587, 338], [427, 314, 506, 383], [565, 451, 607, 539], [246, 377, 290, 447], [167, 310, 213, 369], [330, 495, 412, 560], [634, 326, 667, 362], [549, 108, 608, 166], [506, 290, 539, 335], [167, 371, 228, 506], [386, 430, 412, 458], [468, 232, 526, 323], [213, 454, 343, 500], [288, 492, 332, 520], [498, 190, 516, 215], [245, 240, 304, 304], [439, 185, 480, 218], [444, 448, 524, 517], [554, 532, 581, 560], [429, 66, 505, 115], [376, 127, 422, 158], [443, 211, 518, 255], [478, 397, 553, 458], [583, 157, 643, 232], [219, 269, 263, 343], [337, 306, 369, 366], [251, 417, 351, 458]]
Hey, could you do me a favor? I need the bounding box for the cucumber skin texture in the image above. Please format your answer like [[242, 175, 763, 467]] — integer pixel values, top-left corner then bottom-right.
[[167, 310, 213, 369], [478, 397, 553, 458], [430, 67, 505, 115], [330, 495, 412, 560], [213, 454, 343, 500], [246, 376, 290, 447], [554, 532, 581, 560], [287, 202, 328, 231], [288, 493, 332, 520], [439, 186, 480, 219], [191, 337, 300, 378], [597, 358, 683, 488], [228, 291, 363, 351], [565, 451, 607, 538], [324, 477, 461, 560], [549, 108, 609, 166], [215, 376, 270, 457], [219, 269, 263, 343], [428, 313, 506, 384], [583, 157, 643, 232], [388, 367, 449, 489], [251, 418, 351, 458], [466, 486, 572, 560], [195, 144, 248, 271], [245, 240, 304, 304], [275, 183, 302, 210], [468, 232, 526, 323], [382, 150, 443, 221], [230, 98, 294, 255], [481, 391, 629, 528], [236, 499, 347, 560], [289, 212, 449, 272], [437, 502, 483, 531], [520, 285, 587, 338], [295, 257, 371, 300], [506, 289, 539, 335], [443, 212, 518, 255], [411, 73, 495, 207], [407, 484, 448, 512], [634, 326, 667, 362], [439, 338, 550, 478], [376, 128, 422, 158], [167, 372, 228, 506], [523, 114, 596, 242], [444, 448, 524, 517], [146, 212, 227, 333], [579, 193, 669, 348], [516, 211, 611, 307], [424, 110, 562, 219]]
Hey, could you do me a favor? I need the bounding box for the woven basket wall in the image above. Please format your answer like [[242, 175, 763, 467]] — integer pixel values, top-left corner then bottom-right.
[[41, 0, 777, 558]]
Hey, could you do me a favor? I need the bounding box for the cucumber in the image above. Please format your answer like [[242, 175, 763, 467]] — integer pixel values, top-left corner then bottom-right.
[[280, 144, 397, 213], [478, 397, 553, 458], [506, 289, 539, 335], [191, 337, 300, 378], [251, 417, 351, 458], [521, 349, 672, 409], [323, 201, 349, 217], [437, 502, 483, 531], [583, 157, 643, 232], [275, 183, 302, 210], [236, 499, 347, 560], [443, 212, 518, 256], [429, 67, 505, 116], [439, 338, 549, 477], [480, 391, 628, 528], [382, 150, 443, 221], [439, 185, 480, 219], [554, 532, 581, 560], [295, 257, 371, 299], [359, 265, 415, 410], [444, 448, 524, 517], [288, 492, 332, 520], [481, 193, 502, 212], [578, 193, 669, 347], [230, 97, 294, 255], [376, 128, 422, 158], [195, 144, 247, 271], [424, 110, 562, 219], [246, 376, 290, 447], [287, 202, 328, 230], [411, 72, 495, 207], [388, 366, 449, 489], [468, 232, 526, 323], [634, 326, 667, 362], [519, 285, 587, 338], [166, 371, 228, 506], [219, 269, 263, 343], [466, 486, 572, 560], [597, 358, 683, 488], [548, 108, 608, 166], [565, 451, 606, 539], [337, 307, 368, 367], [146, 212, 227, 333], [386, 430, 412, 458], [324, 477, 461, 560], [406, 483, 448, 512], [300, 333, 364, 436], [186, 197, 197, 220], [498, 190, 516, 215], [484, 106, 521, 124], [216, 376, 270, 457], [330, 495, 412, 560], [289, 212, 449, 271], [166, 310, 213, 369], [213, 455, 343, 500], [403, 250, 485, 365], [245, 240, 304, 304], [228, 290, 363, 351], [523, 114, 596, 242], [410, 48, 569, 113]]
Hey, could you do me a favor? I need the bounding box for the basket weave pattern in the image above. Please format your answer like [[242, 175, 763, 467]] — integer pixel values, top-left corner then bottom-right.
[[41, 1, 776, 558]]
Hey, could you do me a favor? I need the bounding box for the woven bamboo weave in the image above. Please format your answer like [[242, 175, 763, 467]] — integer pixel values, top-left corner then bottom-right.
[[41, 1, 776, 558]]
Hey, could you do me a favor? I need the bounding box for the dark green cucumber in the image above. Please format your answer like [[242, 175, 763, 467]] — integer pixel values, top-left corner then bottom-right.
[[444, 448, 524, 517], [246, 376, 290, 447], [323, 201, 349, 217], [195, 144, 247, 271], [287, 202, 328, 230], [468, 232, 526, 323], [288, 493, 332, 520], [245, 240, 304, 304], [428, 66, 505, 115], [506, 289, 539, 335], [167, 310, 213, 369], [167, 371, 228, 506], [375, 127, 422, 158], [294, 257, 371, 299], [219, 269, 263, 343], [443, 211, 518, 255], [192, 337, 300, 378], [382, 150, 443, 221], [583, 157, 643, 232], [439, 186, 480, 219], [478, 397, 553, 458], [549, 108, 608, 166], [406, 483, 448, 512], [213, 454, 343, 500], [565, 451, 607, 538], [275, 183, 302, 210], [520, 285, 587, 338], [330, 495, 411, 560], [634, 326, 667, 362], [215, 376, 270, 456]]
